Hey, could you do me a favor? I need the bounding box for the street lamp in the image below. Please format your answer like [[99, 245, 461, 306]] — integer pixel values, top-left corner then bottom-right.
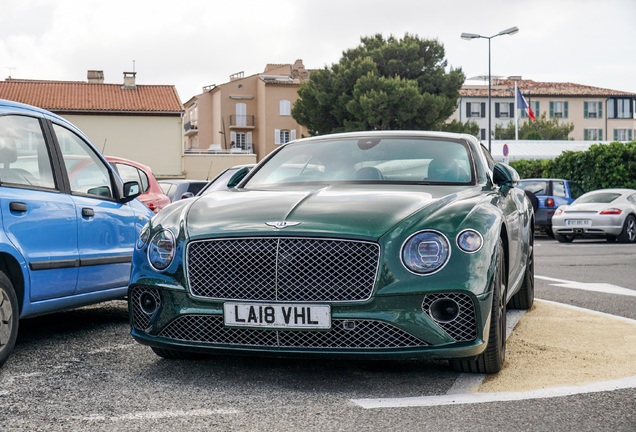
[[461, 26, 519, 152]]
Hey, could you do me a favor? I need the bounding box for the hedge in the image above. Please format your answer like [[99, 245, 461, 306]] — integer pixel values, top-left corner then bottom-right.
[[509, 141, 636, 191]]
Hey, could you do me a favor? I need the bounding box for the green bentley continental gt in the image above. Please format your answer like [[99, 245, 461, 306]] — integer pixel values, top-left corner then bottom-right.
[[128, 131, 535, 374]]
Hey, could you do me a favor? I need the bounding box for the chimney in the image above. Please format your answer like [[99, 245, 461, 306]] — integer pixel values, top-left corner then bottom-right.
[[87, 70, 104, 83], [122, 71, 137, 89]]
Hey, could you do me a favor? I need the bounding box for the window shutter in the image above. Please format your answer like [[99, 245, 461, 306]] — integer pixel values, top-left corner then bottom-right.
[[629, 130, 633, 141], [495, 103, 500, 118], [549, 102, 554, 118], [598, 102, 603, 118], [466, 102, 471, 118], [290, 129, 296, 141], [247, 132, 252, 144], [564, 102, 569, 119], [230, 131, 237, 147], [535, 102, 540, 117], [481, 102, 486, 118], [599, 129, 603, 140], [274, 129, 281, 145], [509, 103, 514, 116], [613, 129, 618, 141], [584, 103, 588, 118]]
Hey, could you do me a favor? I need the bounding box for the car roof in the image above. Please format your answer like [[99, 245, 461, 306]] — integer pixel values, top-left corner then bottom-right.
[[286, 130, 481, 146], [0, 98, 87, 136]]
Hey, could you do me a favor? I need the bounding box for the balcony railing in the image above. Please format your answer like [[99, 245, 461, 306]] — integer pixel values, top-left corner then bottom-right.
[[230, 115, 255, 127], [185, 144, 255, 154], [184, 121, 198, 136]]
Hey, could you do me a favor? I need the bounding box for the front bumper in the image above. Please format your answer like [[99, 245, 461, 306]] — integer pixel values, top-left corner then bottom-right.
[[128, 284, 492, 360]]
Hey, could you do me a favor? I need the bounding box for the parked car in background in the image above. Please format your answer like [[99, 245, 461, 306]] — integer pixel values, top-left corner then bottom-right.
[[552, 188, 636, 243], [0, 99, 153, 367], [518, 178, 585, 237], [106, 156, 170, 213], [196, 164, 255, 196], [129, 131, 535, 374], [158, 179, 207, 202]]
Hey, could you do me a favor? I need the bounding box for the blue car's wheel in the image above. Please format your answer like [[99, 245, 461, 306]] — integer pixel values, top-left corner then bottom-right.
[[0, 271, 19, 368]]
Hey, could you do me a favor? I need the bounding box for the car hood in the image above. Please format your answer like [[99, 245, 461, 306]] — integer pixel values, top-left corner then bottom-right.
[[184, 184, 480, 240]]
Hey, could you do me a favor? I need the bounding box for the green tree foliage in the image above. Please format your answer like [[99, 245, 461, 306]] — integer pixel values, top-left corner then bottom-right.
[[441, 119, 480, 135], [494, 113, 574, 140], [510, 141, 636, 191], [292, 33, 465, 135]]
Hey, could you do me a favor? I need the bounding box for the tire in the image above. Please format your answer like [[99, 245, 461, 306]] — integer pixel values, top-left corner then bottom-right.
[[617, 215, 636, 243], [545, 227, 555, 238], [510, 231, 534, 310], [555, 233, 575, 243], [0, 272, 19, 368], [451, 239, 506, 374], [151, 347, 205, 360], [606, 235, 617, 243]]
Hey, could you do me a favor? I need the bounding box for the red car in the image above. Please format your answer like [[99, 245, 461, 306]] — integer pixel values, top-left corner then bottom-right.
[[106, 156, 170, 213]]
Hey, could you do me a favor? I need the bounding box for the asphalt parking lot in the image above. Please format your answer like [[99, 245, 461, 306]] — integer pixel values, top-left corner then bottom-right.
[[1, 236, 635, 432]]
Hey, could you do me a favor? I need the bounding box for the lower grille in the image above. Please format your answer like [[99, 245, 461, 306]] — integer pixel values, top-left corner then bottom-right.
[[157, 315, 427, 349], [422, 293, 477, 342]]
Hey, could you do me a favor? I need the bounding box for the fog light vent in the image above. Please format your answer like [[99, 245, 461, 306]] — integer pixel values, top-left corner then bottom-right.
[[422, 293, 477, 342]]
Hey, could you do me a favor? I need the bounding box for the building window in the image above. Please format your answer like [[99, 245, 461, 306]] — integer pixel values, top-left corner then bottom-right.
[[613, 129, 633, 141], [275, 129, 296, 144], [520, 101, 540, 119], [280, 100, 291, 116], [584, 129, 603, 141], [608, 98, 634, 119], [466, 102, 485, 118], [550, 101, 568, 119], [495, 102, 513, 118], [584, 102, 602, 119], [235, 103, 247, 126]]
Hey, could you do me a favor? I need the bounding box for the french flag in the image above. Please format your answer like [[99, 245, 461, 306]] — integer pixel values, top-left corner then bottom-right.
[[516, 87, 536, 121]]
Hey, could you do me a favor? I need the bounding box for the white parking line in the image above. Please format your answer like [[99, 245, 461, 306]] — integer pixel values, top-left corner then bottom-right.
[[352, 375, 636, 409], [536, 275, 636, 296]]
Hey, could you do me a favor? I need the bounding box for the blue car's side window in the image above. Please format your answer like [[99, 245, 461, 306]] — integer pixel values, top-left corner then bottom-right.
[[53, 124, 113, 199], [0, 115, 56, 189]]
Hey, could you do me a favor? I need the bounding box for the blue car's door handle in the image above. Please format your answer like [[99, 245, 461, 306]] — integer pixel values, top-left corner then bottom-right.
[[9, 202, 27, 212], [82, 208, 95, 217]]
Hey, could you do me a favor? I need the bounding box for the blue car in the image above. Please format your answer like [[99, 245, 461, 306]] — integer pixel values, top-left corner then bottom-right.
[[0, 99, 153, 367], [518, 178, 585, 237]]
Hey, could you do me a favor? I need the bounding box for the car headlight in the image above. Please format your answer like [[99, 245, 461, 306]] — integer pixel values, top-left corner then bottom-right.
[[456, 229, 483, 253], [148, 229, 176, 271], [401, 230, 450, 275], [136, 225, 151, 249]]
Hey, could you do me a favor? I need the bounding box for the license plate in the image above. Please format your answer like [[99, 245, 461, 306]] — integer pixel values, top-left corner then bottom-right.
[[223, 302, 331, 329], [566, 219, 591, 227]]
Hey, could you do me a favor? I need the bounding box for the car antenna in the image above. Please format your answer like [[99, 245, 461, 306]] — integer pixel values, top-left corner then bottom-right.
[[101, 138, 107, 153], [206, 160, 213, 181]]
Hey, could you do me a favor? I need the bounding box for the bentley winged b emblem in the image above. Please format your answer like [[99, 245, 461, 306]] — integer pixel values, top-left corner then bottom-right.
[[265, 221, 301, 229]]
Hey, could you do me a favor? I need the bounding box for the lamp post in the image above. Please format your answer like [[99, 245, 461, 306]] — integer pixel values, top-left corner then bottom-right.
[[461, 26, 519, 152]]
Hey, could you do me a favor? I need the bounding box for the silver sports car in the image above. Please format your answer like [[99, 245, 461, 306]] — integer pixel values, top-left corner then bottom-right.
[[551, 188, 636, 243]]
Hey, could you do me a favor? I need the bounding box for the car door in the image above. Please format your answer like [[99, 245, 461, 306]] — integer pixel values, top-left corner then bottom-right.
[[0, 114, 79, 301], [51, 123, 140, 294]]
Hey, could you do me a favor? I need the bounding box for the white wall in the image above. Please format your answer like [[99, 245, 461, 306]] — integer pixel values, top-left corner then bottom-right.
[[62, 114, 183, 177]]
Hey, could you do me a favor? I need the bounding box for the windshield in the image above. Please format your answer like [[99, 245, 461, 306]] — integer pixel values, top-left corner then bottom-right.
[[245, 137, 473, 188]]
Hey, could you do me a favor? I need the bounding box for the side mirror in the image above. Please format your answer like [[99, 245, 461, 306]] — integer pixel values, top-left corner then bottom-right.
[[227, 167, 251, 188], [120, 181, 142, 203], [180, 191, 195, 200], [493, 162, 520, 189]]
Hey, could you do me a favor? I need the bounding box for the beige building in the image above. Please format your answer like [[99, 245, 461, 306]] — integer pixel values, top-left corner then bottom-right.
[[184, 60, 309, 162], [0, 71, 185, 178], [452, 78, 636, 141]]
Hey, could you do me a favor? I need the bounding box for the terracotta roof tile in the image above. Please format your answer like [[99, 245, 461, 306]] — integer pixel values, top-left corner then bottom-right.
[[0, 79, 184, 113], [460, 79, 636, 98]]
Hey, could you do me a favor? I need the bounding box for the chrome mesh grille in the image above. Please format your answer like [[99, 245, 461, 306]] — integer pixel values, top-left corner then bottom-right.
[[187, 238, 380, 302], [158, 315, 427, 349], [130, 286, 161, 330], [422, 293, 477, 341]]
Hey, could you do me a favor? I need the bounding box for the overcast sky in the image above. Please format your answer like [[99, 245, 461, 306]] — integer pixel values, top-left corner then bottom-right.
[[1, 0, 635, 102]]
